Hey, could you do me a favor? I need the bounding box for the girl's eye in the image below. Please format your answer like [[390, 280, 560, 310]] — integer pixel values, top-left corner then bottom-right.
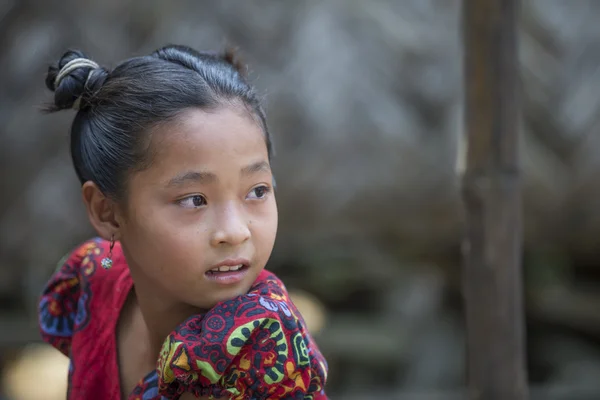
[[178, 195, 207, 209], [247, 185, 271, 200]]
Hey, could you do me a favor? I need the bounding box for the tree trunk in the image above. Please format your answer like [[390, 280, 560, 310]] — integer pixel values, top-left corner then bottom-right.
[[461, 0, 529, 399]]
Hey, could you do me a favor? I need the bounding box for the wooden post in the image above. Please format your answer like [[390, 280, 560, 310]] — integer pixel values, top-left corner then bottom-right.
[[461, 0, 528, 400]]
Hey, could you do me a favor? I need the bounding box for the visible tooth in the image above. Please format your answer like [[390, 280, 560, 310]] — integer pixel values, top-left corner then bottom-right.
[[209, 264, 243, 273]]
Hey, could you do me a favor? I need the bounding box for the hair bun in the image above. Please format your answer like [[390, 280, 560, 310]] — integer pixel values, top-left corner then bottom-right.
[[45, 50, 108, 111]]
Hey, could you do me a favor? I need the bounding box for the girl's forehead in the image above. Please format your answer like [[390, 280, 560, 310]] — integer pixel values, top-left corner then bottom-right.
[[156, 107, 265, 151], [141, 107, 269, 178]]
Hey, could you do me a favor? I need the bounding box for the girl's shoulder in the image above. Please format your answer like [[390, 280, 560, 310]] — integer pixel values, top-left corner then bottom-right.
[[157, 269, 329, 399], [37, 237, 130, 356]]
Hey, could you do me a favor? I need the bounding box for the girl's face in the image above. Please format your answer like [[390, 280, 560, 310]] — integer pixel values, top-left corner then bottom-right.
[[117, 106, 277, 310]]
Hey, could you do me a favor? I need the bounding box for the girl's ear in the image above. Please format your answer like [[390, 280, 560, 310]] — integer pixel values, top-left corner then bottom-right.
[[81, 181, 122, 240]]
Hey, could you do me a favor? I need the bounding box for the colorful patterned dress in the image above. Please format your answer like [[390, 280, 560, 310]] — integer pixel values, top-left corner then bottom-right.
[[38, 238, 328, 399]]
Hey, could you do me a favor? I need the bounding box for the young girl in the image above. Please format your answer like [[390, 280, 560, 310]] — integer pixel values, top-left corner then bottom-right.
[[37, 45, 328, 400]]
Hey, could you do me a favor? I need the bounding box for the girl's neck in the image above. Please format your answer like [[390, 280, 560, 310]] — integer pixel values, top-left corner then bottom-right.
[[128, 273, 205, 355]]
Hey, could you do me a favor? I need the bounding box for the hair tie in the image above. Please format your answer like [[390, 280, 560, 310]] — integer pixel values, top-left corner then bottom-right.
[[54, 58, 99, 88]]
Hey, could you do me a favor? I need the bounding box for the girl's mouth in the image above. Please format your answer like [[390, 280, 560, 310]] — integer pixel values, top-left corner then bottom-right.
[[205, 263, 250, 284]]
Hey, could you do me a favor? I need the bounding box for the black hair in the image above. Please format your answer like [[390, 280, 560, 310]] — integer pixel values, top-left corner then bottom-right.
[[44, 44, 271, 200]]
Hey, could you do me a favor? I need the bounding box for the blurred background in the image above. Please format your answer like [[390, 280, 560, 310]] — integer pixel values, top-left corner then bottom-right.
[[2, 0, 600, 399]]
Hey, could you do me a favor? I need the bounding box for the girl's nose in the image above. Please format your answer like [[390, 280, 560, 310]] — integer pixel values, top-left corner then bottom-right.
[[209, 203, 251, 247]]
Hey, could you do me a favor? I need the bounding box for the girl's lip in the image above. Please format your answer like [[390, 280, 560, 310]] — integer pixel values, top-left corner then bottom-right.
[[205, 264, 250, 285]]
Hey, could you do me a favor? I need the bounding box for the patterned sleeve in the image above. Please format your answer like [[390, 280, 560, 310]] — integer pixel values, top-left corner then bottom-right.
[[156, 271, 329, 400], [37, 238, 105, 356]]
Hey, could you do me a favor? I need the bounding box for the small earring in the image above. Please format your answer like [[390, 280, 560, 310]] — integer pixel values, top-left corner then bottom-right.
[[101, 235, 115, 270]]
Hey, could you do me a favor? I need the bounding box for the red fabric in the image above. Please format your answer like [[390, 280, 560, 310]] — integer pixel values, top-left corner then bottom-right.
[[38, 238, 328, 399]]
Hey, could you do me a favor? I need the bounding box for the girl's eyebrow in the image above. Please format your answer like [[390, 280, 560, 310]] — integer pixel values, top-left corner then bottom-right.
[[166, 171, 217, 187], [166, 161, 270, 187], [241, 160, 270, 177]]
